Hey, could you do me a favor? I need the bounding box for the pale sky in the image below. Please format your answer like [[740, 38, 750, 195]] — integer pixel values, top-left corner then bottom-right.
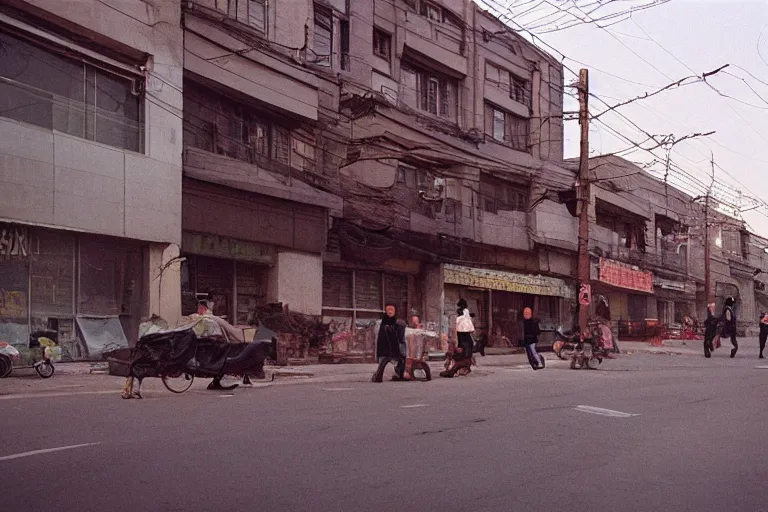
[[481, 0, 768, 237]]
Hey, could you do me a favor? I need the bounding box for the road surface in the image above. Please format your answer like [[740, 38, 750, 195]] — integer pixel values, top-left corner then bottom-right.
[[2, 349, 767, 512]]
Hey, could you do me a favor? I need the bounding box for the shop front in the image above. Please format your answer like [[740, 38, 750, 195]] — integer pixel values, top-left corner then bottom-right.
[[180, 231, 274, 324], [321, 264, 415, 363], [591, 257, 655, 340], [442, 264, 575, 347], [0, 222, 146, 362], [654, 277, 697, 328]]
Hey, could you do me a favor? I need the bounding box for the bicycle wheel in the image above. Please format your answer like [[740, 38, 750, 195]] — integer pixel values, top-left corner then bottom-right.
[[162, 372, 195, 393], [35, 361, 55, 378]]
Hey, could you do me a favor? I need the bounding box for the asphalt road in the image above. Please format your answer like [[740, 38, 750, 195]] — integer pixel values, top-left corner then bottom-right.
[[3, 349, 768, 512]]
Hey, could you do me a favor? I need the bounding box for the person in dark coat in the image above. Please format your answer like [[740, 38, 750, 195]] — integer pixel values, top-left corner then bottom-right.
[[373, 303, 407, 382], [759, 312, 768, 359], [721, 297, 738, 358], [703, 302, 718, 358], [522, 307, 545, 370]]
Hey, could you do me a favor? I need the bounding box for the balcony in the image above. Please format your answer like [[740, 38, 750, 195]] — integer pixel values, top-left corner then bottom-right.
[[404, 12, 467, 76]]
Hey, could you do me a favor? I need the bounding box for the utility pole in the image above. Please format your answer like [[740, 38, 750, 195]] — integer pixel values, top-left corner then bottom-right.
[[704, 155, 716, 305], [577, 68, 590, 332]]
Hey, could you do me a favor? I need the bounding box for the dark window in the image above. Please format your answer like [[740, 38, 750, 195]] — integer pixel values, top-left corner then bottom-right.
[[183, 81, 298, 169], [340, 20, 350, 71], [313, 5, 333, 67], [0, 31, 143, 152], [479, 174, 528, 214], [485, 103, 529, 152], [248, 0, 267, 32], [400, 63, 458, 121], [512, 75, 530, 107], [373, 28, 391, 62]]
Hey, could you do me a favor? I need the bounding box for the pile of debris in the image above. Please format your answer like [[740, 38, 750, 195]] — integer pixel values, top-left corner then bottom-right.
[[254, 303, 330, 349]]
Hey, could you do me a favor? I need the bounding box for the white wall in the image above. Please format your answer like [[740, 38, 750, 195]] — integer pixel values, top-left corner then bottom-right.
[[268, 251, 323, 316]]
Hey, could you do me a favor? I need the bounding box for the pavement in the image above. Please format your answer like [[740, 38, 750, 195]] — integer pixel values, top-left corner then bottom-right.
[[0, 336, 745, 399], [3, 335, 768, 512]]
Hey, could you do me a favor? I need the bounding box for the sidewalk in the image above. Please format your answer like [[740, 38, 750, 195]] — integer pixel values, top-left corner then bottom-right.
[[1, 338, 751, 397]]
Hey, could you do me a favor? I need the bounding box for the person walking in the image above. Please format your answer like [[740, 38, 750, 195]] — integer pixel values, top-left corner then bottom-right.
[[455, 298, 475, 363], [721, 297, 738, 358], [522, 307, 545, 370], [759, 312, 768, 359], [703, 303, 718, 358], [372, 303, 407, 382]]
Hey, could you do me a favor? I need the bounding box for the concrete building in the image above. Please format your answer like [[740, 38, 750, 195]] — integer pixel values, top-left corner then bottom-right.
[[575, 155, 768, 337], [320, 0, 577, 361], [0, 0, 183, 360]]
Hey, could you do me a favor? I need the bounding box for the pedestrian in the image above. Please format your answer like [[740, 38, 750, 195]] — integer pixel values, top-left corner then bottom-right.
[[759, 312, 768, 359], [455, 298, 475, 362], [721, 297, 738, 358], [372, 303, 407, 382], [703, 302, 718, 358], [521, 307, 545, 370]]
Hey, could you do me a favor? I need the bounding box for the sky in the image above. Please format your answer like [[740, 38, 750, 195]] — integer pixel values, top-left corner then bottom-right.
[[479, 0, 768, 238]]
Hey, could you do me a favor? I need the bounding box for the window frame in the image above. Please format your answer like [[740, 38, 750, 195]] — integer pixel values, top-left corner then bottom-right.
[[0, 27, 145, 153], [373, 28, 392, 62], [401, 62, 459, 122], [485, 103, 529, 152], [313, 4, 334, 67], [479, 174, 528, 214], [247, 0, 267, 34]]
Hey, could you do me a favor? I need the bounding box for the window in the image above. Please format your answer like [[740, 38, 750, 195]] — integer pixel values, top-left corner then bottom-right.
[[400, 64, 458, 121], [248, 0, 267, 33], [415, 1, 461, 27], [485, 104, 529, 152], [340, 20, 350, 71], [421, 2, 442, 21], [479, 174, 527, 214], [184, 81, 298, 169], [485, 62, 531, 108], [0, 31, 143, 152], [373, 28, 391, 62], [322, 268, 409, 320], [397, 166, 430, 189], [313, 5, 333, 67]]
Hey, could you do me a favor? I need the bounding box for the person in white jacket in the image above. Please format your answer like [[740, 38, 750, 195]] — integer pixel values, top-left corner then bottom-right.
[[455, 298, 475, 362]]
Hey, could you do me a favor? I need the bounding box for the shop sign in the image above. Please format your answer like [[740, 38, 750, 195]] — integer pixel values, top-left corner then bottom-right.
[[443, 264, 575, 299], [654, 277, 695, 295], [598, 258, 653, 293], [0, 225, 29, 260], [182, 232, 276, 264]]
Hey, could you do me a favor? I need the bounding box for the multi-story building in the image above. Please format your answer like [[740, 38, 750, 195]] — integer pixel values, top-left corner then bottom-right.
[[0, 0, 580, 362], [0, 0, 183, 360], [577, 155, 768, 337]]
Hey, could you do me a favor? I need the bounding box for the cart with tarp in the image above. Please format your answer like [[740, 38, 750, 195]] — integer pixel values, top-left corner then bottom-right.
[[105, 315, 276, 396]]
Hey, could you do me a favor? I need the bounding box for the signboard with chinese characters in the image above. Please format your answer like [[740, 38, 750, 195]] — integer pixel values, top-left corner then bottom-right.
[[443, 264, 575, 299], [182, 232, 276, 265], [598, 258, 654, 293]]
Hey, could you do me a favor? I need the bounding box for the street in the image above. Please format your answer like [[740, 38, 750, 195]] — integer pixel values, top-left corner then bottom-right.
[[2, 344, 768, 512]]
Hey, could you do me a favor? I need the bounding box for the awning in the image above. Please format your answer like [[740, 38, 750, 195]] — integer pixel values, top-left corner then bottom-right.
[[443, 264, 575, 299]]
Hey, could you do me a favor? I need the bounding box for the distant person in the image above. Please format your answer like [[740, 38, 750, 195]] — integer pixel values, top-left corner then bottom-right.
[[522, 307, 545, 370], [721, 297, 738, 358], [759, 312, 768, 359], [703, 303, 718, 358]]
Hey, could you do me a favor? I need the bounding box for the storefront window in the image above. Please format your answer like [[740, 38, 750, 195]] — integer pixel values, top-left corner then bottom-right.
[[0, 257, 29, 349], [236, 261, 268, 324]]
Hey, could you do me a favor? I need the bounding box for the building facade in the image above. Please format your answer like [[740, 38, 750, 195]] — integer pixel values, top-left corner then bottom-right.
[[0, 0, 183, 360], [579, 155, 768, 337]]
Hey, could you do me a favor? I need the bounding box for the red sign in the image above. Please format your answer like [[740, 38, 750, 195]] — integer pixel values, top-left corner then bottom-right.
[[599, 258, 653, 293]]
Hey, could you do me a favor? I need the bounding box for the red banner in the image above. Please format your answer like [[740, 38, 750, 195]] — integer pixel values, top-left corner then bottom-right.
[[599, 258, 654, 293]]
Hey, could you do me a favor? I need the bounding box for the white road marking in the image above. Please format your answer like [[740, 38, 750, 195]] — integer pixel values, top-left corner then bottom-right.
[[574, 405, 639, 418], [755, 366, 768, 369], [0, 390, 117, 401], [322, 387, 354, 391], [401, 404, 429, 409], [0, 443, 100, 462], [218, 394, 235, 397]]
